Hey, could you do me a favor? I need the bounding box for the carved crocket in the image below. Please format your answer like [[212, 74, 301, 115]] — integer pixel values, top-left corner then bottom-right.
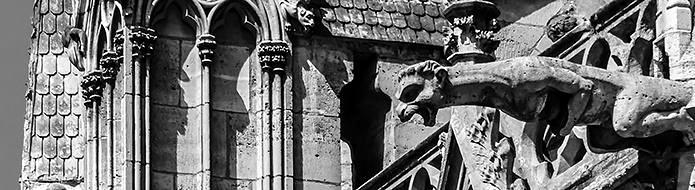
[[395, 56, 695, 155]]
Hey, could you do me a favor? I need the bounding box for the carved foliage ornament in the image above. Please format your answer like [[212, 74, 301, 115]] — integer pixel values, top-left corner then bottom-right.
[[99, 51, 121, 81], [128, 26, 157, 58], [81, 71, 106, 106], [259, 41, 291, 72]]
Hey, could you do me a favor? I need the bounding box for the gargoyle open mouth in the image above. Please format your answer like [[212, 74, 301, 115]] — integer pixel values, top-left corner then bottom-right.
[[397, 103, 438, 126]]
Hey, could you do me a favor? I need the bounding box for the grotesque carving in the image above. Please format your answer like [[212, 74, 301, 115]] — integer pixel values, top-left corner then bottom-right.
[[282, 0, 315, 34], [62, 27, 86, 71], [396, 57, 695, 154]]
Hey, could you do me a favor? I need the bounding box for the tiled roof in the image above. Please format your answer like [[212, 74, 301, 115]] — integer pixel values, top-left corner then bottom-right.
[[23, 0, 84, 182], [317, 0, 450, 46]]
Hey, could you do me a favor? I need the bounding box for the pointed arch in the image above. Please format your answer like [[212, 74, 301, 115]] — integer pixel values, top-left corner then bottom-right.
[[149, 0, 205, 39], [208, 0, 261, 46]]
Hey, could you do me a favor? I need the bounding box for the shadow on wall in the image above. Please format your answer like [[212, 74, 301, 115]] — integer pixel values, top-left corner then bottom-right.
[[340, 52, 391, 187]]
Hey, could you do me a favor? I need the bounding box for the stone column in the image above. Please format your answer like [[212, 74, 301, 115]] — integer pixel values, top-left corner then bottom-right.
[[99, 50, 120, 190], [442, 0, 506, 189], [81, 70, 106, 189], [197, 33, 216, 190], [258, 41, 293, 190], [658, 0, 692, 81], [121, 26, 156, 190]]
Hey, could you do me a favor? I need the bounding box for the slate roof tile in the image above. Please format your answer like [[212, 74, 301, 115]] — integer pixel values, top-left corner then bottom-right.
[[43, 55, 57, 75], [367, 0, 382, 11], [341, 0, 354, 9], [64, 115, 78, 137], [421, 15, 435, 32], [36, 73, 49, 95], [424, 3, 439, 17], [357, 24, 374, 39], [50, 157, 64, 176], [431, 30, 445, 45], [71, 95, 83, 116], [38, 32, 50, 55], [386, 27, 402, 41], [392, 13, 407, 28], [36, 157, 49, 177], [40, 0, 49, 15], [383, 1, 397, 12], [354, 0, 368, 10], [31, 136, 43, 158], [44, 137, 57, 159], [49, 0, 63, 15], [363, 10, 378, 25], [64, 0, 73, 14], [64, 158, 77, 178], [335, 7, 351, 23], [64, 74, 79, 95], [57, 54, 71, 75], [50, 74, 64, 95], [416, 30, 431, 44], [349, 9, 364, 24], [57, 94, 70, 116], [50, 32, 64, 54], [376, 11, 392, 27], [405, 14, 421, 29], [373, 25, 388, 40], [37, 116, 50, 138], [411, 1, 425, 16], [72, 136, 84, 159], [33, 94, 43, 116], [43, 14, 56, 34], [402, 28, 417, 43], [344, 23, 360, 38], [396, 0, 411, 14], [58, 137, 71, 159], [44, 94, 56, 116], [50, 115, 64, 137]]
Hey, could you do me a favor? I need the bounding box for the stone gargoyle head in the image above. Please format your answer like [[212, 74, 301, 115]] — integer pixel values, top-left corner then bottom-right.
[[395, 60, 449, 126]]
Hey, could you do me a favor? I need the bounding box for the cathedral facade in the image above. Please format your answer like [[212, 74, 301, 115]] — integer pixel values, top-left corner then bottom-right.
[[20, 0, 695, 189]]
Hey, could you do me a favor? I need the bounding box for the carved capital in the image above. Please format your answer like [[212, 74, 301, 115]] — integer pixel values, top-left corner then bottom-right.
[[81, 70, 106, 106], [259, 41, 291, 72], [443, 0, 500, 64], [127, 26, 157, 59], [99, 51, 121, 82], [196, 34, 217, 66]]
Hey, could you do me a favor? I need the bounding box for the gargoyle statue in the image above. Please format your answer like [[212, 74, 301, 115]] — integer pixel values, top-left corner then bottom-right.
[[62, 27, 86, 71], [395, 56, 695, 155], [282, 0, 315, 33]]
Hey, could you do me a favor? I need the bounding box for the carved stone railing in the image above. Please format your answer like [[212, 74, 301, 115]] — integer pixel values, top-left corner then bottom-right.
[[358, 124, 469, 190]]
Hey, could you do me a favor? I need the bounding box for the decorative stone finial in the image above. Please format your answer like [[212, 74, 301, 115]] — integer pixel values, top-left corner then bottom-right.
[[128, 26, 157, 59], [197, 34, 217, 66], [99, 51, 121, 81], [259, 41, 291, 72], [81, 70, 106, 106], [442, 0, 501, 64]]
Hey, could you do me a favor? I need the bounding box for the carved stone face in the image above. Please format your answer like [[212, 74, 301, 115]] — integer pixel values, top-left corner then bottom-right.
[[395, 61, 448, 126], [296, 6, 314, 28]]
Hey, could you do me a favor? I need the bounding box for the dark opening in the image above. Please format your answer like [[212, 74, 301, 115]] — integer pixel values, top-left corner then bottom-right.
[[340, 52, 391, 187]]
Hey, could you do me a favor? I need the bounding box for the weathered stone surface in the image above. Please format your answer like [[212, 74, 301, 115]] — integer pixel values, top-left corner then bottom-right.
[[151, 39, 182, 106]]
